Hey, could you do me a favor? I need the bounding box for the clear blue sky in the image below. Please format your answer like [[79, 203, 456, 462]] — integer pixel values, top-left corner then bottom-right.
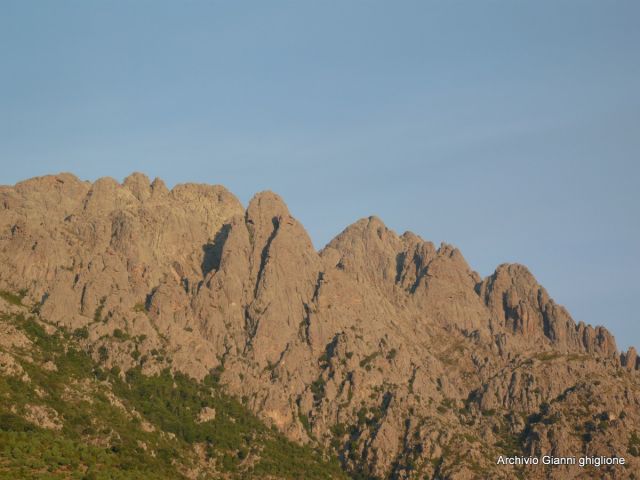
[[1, 1, 639, 349]]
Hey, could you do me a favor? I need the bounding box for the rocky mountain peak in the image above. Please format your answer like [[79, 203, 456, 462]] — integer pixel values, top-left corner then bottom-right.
[[122, 171, 152, 201], [0, 173, 638, 480]]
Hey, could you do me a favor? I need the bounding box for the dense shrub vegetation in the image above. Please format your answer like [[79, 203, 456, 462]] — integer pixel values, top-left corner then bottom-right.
[[0, 312, 347, 479]]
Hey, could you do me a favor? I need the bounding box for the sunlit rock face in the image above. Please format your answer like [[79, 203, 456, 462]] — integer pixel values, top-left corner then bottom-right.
[[1, 173, 638, 479]]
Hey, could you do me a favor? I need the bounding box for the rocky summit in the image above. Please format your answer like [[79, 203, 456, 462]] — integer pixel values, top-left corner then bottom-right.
[[1, 172, 639, 479]]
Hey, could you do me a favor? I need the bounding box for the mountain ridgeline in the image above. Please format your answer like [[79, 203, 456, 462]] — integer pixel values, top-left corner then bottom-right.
[[0, 173, 639, 479]]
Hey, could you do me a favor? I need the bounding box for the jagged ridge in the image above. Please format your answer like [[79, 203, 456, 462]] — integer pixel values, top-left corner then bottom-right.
[[1, 173, 639, 479]]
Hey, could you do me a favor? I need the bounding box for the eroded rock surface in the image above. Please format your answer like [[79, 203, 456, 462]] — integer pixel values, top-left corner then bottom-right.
[[1, 173, 638, 479]]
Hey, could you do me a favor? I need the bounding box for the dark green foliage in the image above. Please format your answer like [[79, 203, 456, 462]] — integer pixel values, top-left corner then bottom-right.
[[318, 351, 330, 369], [0, 430, 177, 479], [113, 367, 347, 478], [93, 297, 106, 323], [493, 417, 522, 457], [0, 317, 181, 479], [629, 431, 640, 457], [0, 290, 24, 306], [0, 412, 37, 432], [73, 326, 89, 339], [210, 363, 224, 383], [299, 412, 312, 435], [310, 377, 326, 404], [254, 439, 344, 479], [98, 345, 108, 362], [330, 422, 347, 438], [0, 310, 348, 479], [114, 367, 262, 446], [112, 328, 127, 340], [359, 351, 380, 371]]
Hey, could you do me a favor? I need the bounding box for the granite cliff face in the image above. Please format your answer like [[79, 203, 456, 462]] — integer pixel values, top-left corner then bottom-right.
[[1, 173, 639, 479]]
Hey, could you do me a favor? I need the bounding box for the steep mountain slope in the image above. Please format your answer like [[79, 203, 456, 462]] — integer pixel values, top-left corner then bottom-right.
[[1, 173, 639, 479], [0, 299, 347, 479]]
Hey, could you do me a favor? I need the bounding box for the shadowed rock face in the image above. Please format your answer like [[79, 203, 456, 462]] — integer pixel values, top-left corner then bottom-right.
[[1, 173, 639, 479]]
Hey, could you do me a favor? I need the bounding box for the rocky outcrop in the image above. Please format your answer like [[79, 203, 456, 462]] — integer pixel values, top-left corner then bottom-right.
[[478, 263, 617, 358], [0, 173, 637, 479], [622, 346, 639, 371]]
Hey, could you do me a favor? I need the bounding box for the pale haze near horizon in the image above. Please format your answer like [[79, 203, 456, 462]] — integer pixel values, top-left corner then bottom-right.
[[1, 1, 639, 349]]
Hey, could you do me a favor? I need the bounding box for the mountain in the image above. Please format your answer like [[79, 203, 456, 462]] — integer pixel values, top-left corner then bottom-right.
[[0, 305, 347, 479], [1, 172, 639, 479]]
